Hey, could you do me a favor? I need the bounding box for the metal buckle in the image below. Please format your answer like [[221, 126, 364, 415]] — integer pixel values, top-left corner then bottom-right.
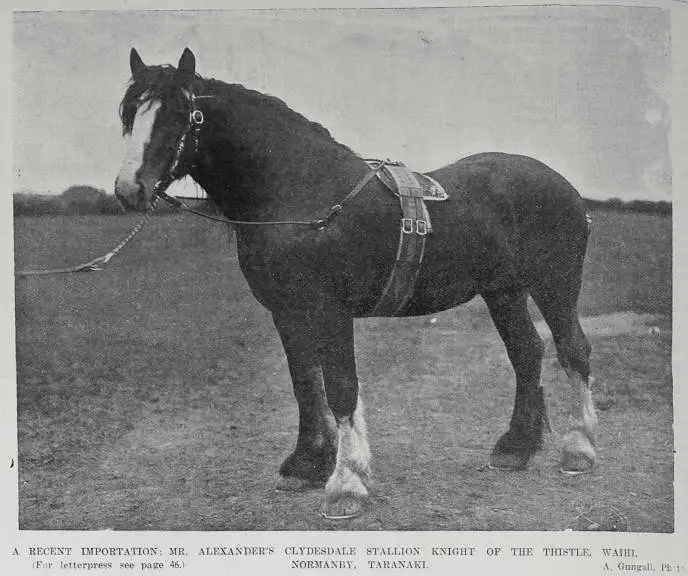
[[402, 218, 414, 234], [190, 109, 204, 125], [416, 220, 428, 236]]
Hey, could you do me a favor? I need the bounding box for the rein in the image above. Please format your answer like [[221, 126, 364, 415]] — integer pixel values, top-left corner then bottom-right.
[[155, 90, 387, 230]]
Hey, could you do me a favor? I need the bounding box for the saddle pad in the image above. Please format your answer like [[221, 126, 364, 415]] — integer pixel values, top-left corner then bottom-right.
[[365, 159, 449, 202]]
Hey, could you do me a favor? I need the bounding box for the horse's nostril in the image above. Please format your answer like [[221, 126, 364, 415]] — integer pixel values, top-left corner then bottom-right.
[[113, 177, 140, 210]]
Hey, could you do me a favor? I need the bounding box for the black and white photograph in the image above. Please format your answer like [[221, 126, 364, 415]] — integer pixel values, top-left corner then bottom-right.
[[5, 0, 686, 572]]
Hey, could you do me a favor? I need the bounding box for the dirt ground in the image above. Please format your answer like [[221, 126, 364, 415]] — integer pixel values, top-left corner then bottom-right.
[[13, 210, 672, 531]]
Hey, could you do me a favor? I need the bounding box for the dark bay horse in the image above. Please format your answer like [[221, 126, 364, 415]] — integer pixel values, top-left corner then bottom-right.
[[114, 48, 597, 519]]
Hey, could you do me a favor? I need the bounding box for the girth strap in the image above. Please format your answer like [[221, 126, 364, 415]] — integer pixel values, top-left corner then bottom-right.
[[371, 163, 430, 317]]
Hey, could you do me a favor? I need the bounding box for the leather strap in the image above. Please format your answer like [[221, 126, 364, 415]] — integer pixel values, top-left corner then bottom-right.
[[371, 164, 429, 317]]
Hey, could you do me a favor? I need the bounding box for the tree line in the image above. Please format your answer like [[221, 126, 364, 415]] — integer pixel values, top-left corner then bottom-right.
[[13, 186, 182, 216], [583, 197, 672, 216], [13, 186, 672, 217]]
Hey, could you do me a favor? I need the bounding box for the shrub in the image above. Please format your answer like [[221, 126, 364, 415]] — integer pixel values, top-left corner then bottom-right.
[[14, 186, 124, 216], [584, 197, 672, 216]]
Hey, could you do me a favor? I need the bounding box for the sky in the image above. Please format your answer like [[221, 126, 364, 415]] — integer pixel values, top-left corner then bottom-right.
[[12, 6, 672, 200]]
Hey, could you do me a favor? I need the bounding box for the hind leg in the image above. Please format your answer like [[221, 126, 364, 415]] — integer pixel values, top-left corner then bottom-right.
[[483, 289, 546, 470], [531, 286, 597, 474]]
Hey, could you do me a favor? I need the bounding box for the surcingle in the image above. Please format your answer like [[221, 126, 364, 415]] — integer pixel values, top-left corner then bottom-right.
[[364, 159, 448, 317]]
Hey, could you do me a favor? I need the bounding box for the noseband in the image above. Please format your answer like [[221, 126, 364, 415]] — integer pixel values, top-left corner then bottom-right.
[[150, 88, 386, 229]]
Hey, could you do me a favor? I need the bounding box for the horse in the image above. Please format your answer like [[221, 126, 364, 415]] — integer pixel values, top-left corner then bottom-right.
[[114, 48, 598, 520]]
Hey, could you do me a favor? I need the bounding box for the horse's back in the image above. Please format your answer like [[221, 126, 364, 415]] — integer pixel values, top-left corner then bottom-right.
[[404, 153, 589, 314], [430, 152, 585, 215]]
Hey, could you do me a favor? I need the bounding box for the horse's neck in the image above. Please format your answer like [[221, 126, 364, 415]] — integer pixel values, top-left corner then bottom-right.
[[193, 87, 362, 221]]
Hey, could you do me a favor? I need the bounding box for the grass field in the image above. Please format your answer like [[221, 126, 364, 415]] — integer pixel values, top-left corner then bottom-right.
[[13, 208, 672, 531]]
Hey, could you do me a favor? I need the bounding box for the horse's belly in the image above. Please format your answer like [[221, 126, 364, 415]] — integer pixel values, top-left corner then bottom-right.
[[402, 277, 478, 316]]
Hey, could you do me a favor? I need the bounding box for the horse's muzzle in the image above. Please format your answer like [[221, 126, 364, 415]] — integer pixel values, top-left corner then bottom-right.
[[114, 176, 151, 211]]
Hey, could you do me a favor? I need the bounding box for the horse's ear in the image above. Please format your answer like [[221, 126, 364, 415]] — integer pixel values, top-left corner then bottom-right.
[[130, 48, 146, 77], [177, 48, 196, 81]]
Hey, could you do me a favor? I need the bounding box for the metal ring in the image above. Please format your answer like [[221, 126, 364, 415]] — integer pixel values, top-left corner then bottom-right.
[[190, 110, 204, 125]]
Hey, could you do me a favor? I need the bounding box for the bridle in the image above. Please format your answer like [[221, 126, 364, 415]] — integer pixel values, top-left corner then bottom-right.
[[150, 88, 387, 230], [18, 86, 385, 278], [149, 91, 209, 208]]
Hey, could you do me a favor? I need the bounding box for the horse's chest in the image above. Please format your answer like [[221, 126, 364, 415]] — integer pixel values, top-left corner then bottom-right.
[[235, 233, 344, 308]]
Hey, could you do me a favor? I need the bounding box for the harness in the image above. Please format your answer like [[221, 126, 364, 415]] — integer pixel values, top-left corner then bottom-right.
[[151, 90, 446, 315], [153, 92, 386, 230], [368, 162, 434, 316]]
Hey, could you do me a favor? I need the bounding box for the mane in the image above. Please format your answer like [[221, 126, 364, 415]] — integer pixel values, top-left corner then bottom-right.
[[120, 65, 355, 155], [231, 83, 353, 151], [205, 78, 356, 155]]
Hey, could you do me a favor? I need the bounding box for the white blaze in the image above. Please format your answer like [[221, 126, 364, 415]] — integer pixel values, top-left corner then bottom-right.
[[117, 100, 161, 188]]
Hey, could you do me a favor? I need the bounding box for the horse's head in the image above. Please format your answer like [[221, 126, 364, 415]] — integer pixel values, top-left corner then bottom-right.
[[115, 48, 201, 211]]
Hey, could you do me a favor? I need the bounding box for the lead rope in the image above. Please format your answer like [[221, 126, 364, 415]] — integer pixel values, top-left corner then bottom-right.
[[15, 196, 160, 277], [15, 160, 385, 277]]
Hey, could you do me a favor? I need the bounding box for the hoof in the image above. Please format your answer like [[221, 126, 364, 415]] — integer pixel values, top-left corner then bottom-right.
[[321, 494, 367, 520], [489, 425, 541, 472], [560, 430, 595, 475], [559, 467, 593, 477], [489, 450, 530, 471], [275, 475, 323, 492]]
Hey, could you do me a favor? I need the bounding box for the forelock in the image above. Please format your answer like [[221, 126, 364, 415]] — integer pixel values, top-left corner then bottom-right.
[[119, 65, 192, 135]]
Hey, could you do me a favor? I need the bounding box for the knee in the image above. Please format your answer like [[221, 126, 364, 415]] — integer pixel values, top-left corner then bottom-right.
[[568, 357, 590, 380], [556, 336, 591, 379], [326, 383, 359, 422], [292, 373, 325, 405], [510, 333, 545, 378]]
